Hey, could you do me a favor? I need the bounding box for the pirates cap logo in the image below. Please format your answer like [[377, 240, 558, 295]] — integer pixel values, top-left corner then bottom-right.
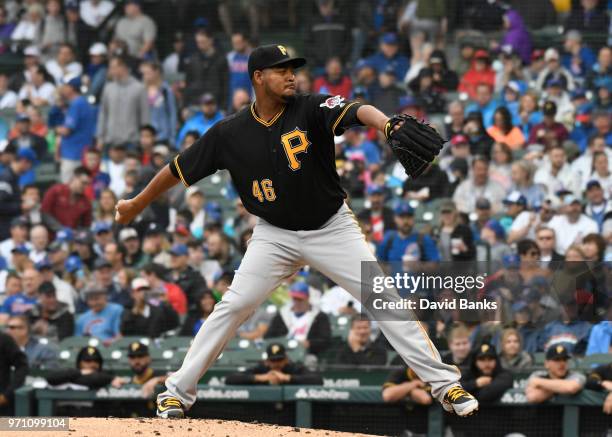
[[556, 345, 564, 354], [87, 347, 95, 355], [131, 342, 140, 352], [271, 345, 280, 354], [482, 344, 489, 353], [277, 45, 287, 56]]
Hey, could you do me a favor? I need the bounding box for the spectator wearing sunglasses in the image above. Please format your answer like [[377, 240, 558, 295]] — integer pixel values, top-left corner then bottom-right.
[[534, 226, 563, 269], [517, 239, 549, 282], [6, 314, 59, 369]]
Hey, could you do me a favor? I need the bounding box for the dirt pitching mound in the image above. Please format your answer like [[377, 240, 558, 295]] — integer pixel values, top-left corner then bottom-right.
[[8, 417, 379, 437]]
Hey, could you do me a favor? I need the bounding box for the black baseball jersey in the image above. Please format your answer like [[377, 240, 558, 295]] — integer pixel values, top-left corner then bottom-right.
[[170, 94, 364, 231]]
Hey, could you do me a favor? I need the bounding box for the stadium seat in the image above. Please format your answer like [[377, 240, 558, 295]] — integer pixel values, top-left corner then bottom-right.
[[209, 347, 265, 367], [330, 315, 351, 339], [533, 352, 546, 365], [579, 353, 611, 369], [159, 336, 193, 351], [59, 336, 102, 351], [111, 336, 154, 350], [57, 338, 105, 366]]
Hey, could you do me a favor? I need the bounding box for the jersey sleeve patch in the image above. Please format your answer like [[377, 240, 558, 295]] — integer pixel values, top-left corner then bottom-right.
[[319, 95, 346, 109]]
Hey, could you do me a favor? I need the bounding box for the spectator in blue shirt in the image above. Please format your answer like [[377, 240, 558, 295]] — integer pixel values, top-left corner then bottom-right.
[[176, 93, 224, 146], [539, 300, 592, 355], [0, 291, 38, 318], [465, 83, 500, 129], [593, 76, 611, 113], [0, 267, 40, 319], [56, 76, 97, 184], [343, 127, 381, 169], [561, 30, 596, 80], [377, 201, 440, 265], [585, 305, 612, 355], [592, 110, 612, 146], [0, 116, 8, 140], [365, 33, 409, 80], [570, 94, 596, 152], [75, 286, 123, 343], [586, 46, 611, 90], [226, 32, 252, 109]]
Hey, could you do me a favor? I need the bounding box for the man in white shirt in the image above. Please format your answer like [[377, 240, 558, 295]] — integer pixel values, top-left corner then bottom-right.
[[505, 191, 537, 244], [0, 73, 17, 109], [28, 224, 49, 265], [547, 195, 598, 255], [534, 146, 581, 198], [0, 217, 32, 268], [80, 0, 114, 28], [583, 180, 612, 231], [101, 143, 126, 198], [571, 136, 612, 187], [453, 156, 506, 214], [44, 43, 83, 85], [18, 65, 55, 106]]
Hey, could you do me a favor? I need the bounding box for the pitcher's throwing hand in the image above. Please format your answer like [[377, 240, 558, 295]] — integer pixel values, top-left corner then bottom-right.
[[115, 199, 142, 224]]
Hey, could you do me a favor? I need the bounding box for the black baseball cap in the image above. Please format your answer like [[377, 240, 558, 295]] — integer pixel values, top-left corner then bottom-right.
[[543, 101, 557, 117], [76, 346, 103, 367], [38, 281, 56, 296], [546, 344, 571, 360], [10, 216, 29, 228], [145, 223, 163, 236], [266, 342, 287, 361], [74, 230, 93, 245], [248, 44, 306, 79], [127, 341, 149, 358], [475, 198, 491, 210], [474, 342, 497, 360]]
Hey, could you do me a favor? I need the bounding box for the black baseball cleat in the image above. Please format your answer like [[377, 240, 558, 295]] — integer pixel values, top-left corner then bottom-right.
[[442, 386, 479, 417], [156, 396, 185, 418]]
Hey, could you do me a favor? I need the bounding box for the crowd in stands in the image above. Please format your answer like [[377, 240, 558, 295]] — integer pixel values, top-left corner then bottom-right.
[[0, 0, 611, 419]]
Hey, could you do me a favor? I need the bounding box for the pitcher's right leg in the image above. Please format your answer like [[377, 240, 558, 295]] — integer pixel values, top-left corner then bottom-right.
[[157, 221, 301, 415]]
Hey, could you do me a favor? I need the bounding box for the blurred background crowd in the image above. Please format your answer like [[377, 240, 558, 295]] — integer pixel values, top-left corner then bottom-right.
[[0, 0, 611, 422]]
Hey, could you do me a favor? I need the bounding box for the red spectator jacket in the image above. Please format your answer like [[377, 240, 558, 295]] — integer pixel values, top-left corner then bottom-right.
[[41, 183, 92, 228], [458, 67, 496, 100], [164, 282, 187, 315]]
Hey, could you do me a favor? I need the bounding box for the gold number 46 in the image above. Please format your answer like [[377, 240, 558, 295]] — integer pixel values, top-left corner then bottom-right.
[[252, 179, 276, 202]]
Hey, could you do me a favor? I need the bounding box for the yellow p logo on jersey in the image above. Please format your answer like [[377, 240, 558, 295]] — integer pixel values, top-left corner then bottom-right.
[[278, 45, 287, 56], [281, 128, 311, 171]]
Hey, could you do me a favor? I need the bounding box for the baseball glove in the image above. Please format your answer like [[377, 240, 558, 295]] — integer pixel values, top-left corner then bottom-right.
[[384, 114, 445, 179]]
